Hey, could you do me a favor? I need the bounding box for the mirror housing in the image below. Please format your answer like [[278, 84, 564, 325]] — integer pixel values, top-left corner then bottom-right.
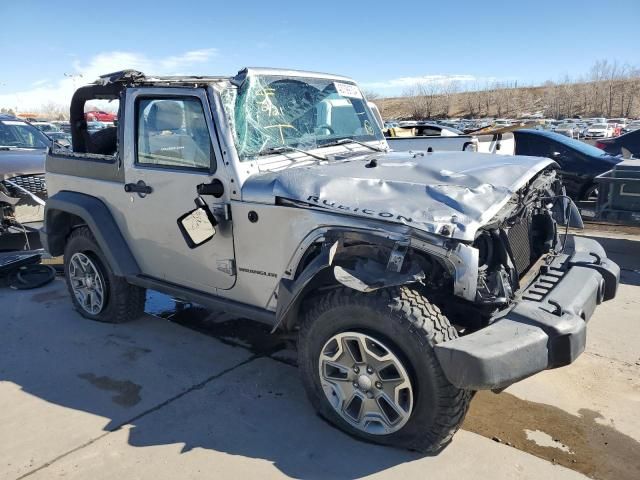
[[197, 179, 224, 198]]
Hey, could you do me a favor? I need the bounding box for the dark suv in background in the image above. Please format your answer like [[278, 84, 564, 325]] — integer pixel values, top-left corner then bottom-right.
[[513, 129, 622, 200], [1, 114, 50, 229]]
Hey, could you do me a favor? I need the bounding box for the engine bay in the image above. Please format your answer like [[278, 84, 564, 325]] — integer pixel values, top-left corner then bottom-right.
[[473, 169, 564, 305]]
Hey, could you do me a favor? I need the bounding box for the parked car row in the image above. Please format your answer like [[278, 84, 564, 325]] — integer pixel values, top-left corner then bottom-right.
[[382, 116, 640, 139]]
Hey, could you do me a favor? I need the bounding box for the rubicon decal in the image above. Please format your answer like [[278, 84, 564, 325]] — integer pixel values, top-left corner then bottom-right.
[[307, 195, 414, 223]]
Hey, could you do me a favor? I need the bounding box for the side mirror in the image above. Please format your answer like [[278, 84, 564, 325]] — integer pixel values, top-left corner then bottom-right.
[[177, 198, 218, 248], [551, 151, 562, 158]]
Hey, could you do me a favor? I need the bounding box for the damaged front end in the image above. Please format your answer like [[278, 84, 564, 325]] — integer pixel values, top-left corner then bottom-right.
[[0, 183, 20, 235], [432, 169, 619, 390], [471, 169, 580, 307]]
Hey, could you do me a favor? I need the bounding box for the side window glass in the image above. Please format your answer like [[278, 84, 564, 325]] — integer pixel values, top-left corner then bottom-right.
[[137, 97, 214, 171], [528, 136, 550, 157]]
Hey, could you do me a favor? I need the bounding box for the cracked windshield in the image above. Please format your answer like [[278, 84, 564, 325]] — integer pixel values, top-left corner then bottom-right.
[[225, 74, 384, 160]]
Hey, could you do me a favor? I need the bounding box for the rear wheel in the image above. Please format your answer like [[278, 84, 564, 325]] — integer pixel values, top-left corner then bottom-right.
[[298, 286, 471, 452], [64, 227, 145, 323]]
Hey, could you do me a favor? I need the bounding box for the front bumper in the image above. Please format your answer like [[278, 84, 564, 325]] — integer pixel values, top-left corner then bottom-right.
[[434, 236, 620, 390]]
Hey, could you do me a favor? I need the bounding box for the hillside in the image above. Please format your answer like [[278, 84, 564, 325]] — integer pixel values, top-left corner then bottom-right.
[[372, 75, 640, 121]]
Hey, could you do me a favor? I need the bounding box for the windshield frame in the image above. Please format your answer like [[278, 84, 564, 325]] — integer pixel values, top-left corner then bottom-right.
[[222, 73, 385, 162]]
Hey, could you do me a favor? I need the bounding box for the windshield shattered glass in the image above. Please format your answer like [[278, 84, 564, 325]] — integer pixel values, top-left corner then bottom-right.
[[222, 74, 383, 161]]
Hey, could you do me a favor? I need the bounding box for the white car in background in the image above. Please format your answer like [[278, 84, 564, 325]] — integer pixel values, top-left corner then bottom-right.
[[31, 121, 61, 133], [493, 118, 513, 127], [623, 120, 640, 133], [585, 123, 614, 138], [554, 123, 581, 138]]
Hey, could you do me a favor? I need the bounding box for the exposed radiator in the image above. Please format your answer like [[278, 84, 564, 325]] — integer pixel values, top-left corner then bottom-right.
[[506, 216, 533, 277]]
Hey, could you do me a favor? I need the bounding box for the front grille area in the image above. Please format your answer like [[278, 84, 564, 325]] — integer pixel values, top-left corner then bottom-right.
[[506, 216, 533, 277], [2, 175, 48, 199]]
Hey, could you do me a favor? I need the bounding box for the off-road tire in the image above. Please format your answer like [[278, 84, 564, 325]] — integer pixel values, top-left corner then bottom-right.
[[64, 226, 145, 323], [298, 286, 472, 453]]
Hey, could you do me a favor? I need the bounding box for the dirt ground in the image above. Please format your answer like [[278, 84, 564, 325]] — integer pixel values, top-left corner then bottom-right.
[[0, 225, 638, 480]]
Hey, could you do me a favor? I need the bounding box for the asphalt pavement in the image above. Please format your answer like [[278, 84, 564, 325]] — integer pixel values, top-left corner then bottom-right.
[[0, 227, 638, 480]]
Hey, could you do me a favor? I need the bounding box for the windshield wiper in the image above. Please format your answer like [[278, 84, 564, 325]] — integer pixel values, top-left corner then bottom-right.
[[320, 138, 386, 152], [259, 145, 328, 161]]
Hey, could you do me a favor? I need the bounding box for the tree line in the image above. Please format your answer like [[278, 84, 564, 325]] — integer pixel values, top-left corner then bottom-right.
[[374, 60, 640, 120]]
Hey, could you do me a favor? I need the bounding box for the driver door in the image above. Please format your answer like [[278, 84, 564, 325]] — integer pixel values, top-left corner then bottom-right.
[[117, 87, 236, 292]]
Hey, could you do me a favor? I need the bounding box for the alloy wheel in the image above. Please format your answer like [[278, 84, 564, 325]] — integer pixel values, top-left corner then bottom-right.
[[68, 252, 106, 315], [318, 331, 414, 435]]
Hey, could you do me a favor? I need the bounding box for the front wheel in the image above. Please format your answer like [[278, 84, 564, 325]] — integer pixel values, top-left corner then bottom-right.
[[582, 184, 599, 201], [297, 287, 472, 452]]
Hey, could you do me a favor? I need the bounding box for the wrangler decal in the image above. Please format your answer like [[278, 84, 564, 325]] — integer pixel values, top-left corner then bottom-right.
[[238, 267, 278, 278]]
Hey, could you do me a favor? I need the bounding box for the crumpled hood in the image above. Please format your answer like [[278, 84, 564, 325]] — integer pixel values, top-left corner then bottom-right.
[[0, 148, 46, 181], [242, 150, 555, 241]]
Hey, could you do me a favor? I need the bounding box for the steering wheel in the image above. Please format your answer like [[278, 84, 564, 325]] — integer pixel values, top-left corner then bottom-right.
[[316, 124, 335, 135]]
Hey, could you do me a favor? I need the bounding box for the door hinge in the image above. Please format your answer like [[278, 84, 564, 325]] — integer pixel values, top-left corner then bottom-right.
[[217, 259, 236, 276]]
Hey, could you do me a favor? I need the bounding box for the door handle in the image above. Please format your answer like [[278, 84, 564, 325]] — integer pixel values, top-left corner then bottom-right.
[[124, 180, 153, 197]]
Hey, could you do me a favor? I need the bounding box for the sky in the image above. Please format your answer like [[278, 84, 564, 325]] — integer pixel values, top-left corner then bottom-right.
[[1, 0, 638, 110]]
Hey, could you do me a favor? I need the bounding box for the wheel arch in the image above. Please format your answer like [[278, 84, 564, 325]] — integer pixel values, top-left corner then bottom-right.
[[41, 191, 140, 277], [274, 229, 452, 332]]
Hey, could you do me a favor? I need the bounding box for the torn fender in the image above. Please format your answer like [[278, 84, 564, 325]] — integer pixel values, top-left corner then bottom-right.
[[274, 238, 424, 331], [274, 242, 335, 332], [334, 259, 424, 293]]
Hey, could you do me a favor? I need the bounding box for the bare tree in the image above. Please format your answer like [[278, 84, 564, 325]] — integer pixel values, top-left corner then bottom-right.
[[37, 102, 68, 120], [361, 89, 381, 101], [403, 82, 443, 119], [439, 81, 459, 118]]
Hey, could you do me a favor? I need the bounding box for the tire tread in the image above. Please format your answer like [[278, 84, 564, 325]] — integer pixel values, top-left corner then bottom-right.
[[299, 286, 472, 453]]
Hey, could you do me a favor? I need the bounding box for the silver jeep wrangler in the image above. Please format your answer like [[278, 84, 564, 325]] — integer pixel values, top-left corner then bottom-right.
[[41, 68, 619, 452]]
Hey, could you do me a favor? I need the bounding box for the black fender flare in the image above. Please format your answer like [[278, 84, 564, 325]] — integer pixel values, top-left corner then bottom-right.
[[41, 191, 140, 277], [273, 232, 424, 332]]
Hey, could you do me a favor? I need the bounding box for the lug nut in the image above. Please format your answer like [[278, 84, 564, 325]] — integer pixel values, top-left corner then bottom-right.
[[353, 381, 358, 389], [353, 366, 360, 374], [375, 381, 383, 389], [367, 366, 374, 374]]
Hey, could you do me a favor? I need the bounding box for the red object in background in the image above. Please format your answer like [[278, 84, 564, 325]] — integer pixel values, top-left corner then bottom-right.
[[595, 141, 607, 150], [85, 110, 117, 122]]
